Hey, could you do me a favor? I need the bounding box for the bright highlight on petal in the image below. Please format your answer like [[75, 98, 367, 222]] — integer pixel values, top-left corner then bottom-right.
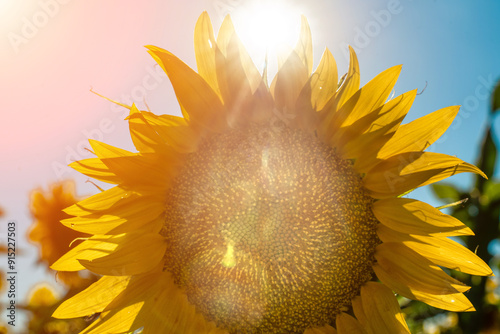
[[52, 11, 491, 334]]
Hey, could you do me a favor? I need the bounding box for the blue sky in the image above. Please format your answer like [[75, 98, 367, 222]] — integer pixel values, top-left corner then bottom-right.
[[1, 0, 499, 330]]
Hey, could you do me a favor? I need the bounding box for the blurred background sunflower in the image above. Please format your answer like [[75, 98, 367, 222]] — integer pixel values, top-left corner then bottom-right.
[[1, 0, 499, 333], [28, 181, 96, 289]]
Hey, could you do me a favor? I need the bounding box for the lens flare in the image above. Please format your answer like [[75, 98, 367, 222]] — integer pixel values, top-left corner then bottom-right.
[[0, 0, 19, 32]]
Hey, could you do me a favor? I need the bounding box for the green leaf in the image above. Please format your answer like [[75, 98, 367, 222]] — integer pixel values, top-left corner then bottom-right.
[[453, 209, 474, 229], [484, 181, 500, 205], [477, 128, 497, 181], [431, 182, 460, 201], [492, 79, 500, 114]]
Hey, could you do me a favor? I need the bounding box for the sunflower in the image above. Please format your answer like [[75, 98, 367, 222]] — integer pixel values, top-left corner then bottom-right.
[[29, 181, 94, 288], [51, 12, 492, 334], [25, 283, 89, 334]]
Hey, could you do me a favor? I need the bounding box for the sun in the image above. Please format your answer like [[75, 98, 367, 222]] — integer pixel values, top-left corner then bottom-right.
[[0, 0, 18, 31], [231, 1, 302, 72], [0, 0, 14, 13]]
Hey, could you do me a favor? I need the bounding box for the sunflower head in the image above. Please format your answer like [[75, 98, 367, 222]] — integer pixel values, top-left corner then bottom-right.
[[26, 283, 89, 334], [52, 12, 491, 334], [27, 283, 59, 308]]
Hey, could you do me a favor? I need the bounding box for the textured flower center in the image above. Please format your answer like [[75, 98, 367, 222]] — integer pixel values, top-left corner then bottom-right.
[[162, 124, 379, 333]]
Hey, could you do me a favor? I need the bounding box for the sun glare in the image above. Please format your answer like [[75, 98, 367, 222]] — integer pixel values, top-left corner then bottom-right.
[[0, 0, 12, 12], [232, 1, 302, 73], [0, 0, 17, 29]]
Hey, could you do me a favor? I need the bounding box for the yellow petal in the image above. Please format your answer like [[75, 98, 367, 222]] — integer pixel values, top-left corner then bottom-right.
[[79, 304, 142, 334], [372, 197, 473, 236], [292, 81, 319, 133], [223, 34, 252, 100], [412, 290, 475, 312], [360, 282, 411, 334], [375, 242, 469, 295], [336, 312, 367, 334], [294, 15, 313, 74], [140, 111, 199, 153], [291, 48, 339, 133], [216, 33, 255, 127], [63, 186, 137, 217], [53, 275, 130, 319], [62, 197, 164, 234], [364, 152, 486, 198], [127, 104, 167, 153], [216, 15, 234, 57], [214, 45, 230, 102], [340, 65, 402, 128], [409, 234, 493, 276], [338, 90, 417, 172], [214, 15, 262, 120], [335, 46, 360, 110], [378, 226, 492, 276], [248, 79, 275, 123], [89, 139, 133, 159], [214, 15, 261, 94], [317, 47, 360, 140], [325, 65, 402, 148], [374, 262, 475, 312], [292, 88, 319, 133], [310, 48, 338, 111], [51, 234, 119, 271], [85, 272, 224, 334], [194, 12, 220, 97], [100, 152, 177, 189], [323, 68, 400, 149], [344, 90, 412, 140], [69, 158, 122, 184], [366, 90, 417, 134], [378, 105, 460, 159], [237, 42, 262, 95], [137, 273, 227, 334], [351, 296, 371, 333], [79, 232, 166, 276], [146, 45, 227, 132], [271, 50, 309, 112]]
